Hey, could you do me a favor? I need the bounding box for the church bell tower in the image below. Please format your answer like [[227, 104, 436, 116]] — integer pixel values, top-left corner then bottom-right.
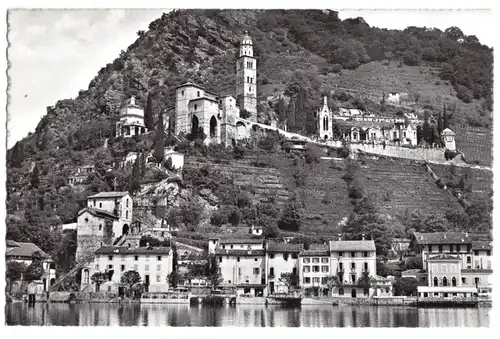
[[236, 31, 257, 121]]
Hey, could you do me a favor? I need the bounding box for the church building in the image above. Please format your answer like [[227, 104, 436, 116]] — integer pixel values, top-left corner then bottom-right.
[[173, 32, 257, 146], [115, 96, 147, 138], [317, 96, 334, 140]]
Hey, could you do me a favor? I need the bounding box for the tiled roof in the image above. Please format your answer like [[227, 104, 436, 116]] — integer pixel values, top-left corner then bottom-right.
[[215, 249, 265, 256], [336, 120, 394, 130], [6, 240, 20, 247], [427, 254, 462, 261], [219, 238, 263, 245], [461, 268, 493, 274], [328, 240, 376, 252], [472, 240, 492, 250], [87, 191, 130, 199], [78, 208, 119, 220], [300, 244, 329, 256], [95, 246, 171, 255], [413, 232, 490, 245], [6, 241, 50, 260], [267, 242, 302, 253]]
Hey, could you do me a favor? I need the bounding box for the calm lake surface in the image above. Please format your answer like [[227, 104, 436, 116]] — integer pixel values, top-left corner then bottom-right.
[[5, 303, 490, 327]]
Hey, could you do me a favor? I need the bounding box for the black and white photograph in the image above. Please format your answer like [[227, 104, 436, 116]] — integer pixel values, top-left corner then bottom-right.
[[2, 1, 496, 329]]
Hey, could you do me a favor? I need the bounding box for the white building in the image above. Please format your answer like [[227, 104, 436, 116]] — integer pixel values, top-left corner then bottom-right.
[[115, 96, 147, 138], [80, 245, 173, 293], [441, 128, 456, 151], [235, 31, 257, 121], [265, 242, 301, 294], [164, 149, 184, 170], [317, 96, 334, 140]]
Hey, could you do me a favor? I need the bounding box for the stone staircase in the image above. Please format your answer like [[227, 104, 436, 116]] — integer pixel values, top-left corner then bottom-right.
[[48, 258, 93, 292]]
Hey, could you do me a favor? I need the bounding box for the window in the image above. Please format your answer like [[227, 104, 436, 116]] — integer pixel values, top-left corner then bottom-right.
[[474, 277, 480, 285], [338, 252, 343, 257], [303, 266, 310, 273], [253, 268, 260, 275], [238, 268, 242, 276], [228, 280, 231, 284], [99, 224, 102, 231], [462, 277, 467, 284], [197, 91, 200, 97], [134, 256, 138, 261], [424, 292, 428, 298], [351, 263, 356, 270], [270, 254, 275, 259], [291, 253, 298, 259], [363, 252, 368, 257], [254, 258, 258, 262], [313, 277, 320, 284], [270, 267, 274, 276], [438, 245, 443, 252], [321, 277, 327, 285], [351, 274, 356, 284], [321, 258, 329, 264], [219, 257, 222, 263], [338, 288, 344, 296], [237, 257, 240, 262], [194, 104, 198, 110], [93, 199, 96, 206], [181, 90, 184, 96], [249, 86, 252, 92], [157, 256, 162, 261], [108, 286, 112, 292], [156, 275, 160, 283], [156, 265, 161, 271], [304, 277, 311, 284], [121, 265, 125, 272], [108, 264, 113, 270], [283, 253, 289, 261], [474, 250, 479, 256], [126, 199, 129, 208], [467, 256, 471, 263], [247, 76, 250, 82], [313, 266, 320, 272], [321, 266, 329, 273], [487, 250, 491, 256], [420, 277, 426, 284], [433, 277, 438, 286], [312, 258, 319, 263], [364, 262, 368, 271], [364, 288, 369, 296], [108, 256, 113, 261], [99, 203, 102, 208], [134, 265, 138, 271], [126, 211, 129, 219], [339, 263, 344, 271], [350, 252, 355, 258], [303, 258, 310, 264], [145, 265, 149, 271]]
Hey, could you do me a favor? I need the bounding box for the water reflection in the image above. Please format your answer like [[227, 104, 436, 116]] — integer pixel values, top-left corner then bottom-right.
[[5, 303, 489, 327]]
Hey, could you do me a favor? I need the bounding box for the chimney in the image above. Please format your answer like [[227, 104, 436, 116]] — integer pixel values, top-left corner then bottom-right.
[[362, 233, 365, 241]]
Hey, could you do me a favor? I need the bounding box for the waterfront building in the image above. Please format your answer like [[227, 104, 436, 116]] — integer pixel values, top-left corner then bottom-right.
[[6, 240, 56, 292], [265, 241, 301, 294], [299, 244, 331, 296], [80, 245, 173, 294]]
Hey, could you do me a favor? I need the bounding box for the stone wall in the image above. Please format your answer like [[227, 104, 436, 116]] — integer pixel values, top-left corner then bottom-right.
[[76, 234, 103, 263], [352, 144, 445, 163]]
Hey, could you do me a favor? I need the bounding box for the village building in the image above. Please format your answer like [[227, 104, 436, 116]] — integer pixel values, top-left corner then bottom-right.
[[441, 128, 456, 151], [80, 245, 173, 294], [164, 149, 184, 170], [213, 238, 267, 297], [68, 165, 95, 186], [115, 96, 147, 138], [265, 242, 301, 294], [76, 192, 134, 262], [235, 31, 258, 121], [407, 232, 492, 298], [299, 244, 331, 297], [6, 240, 57, 292]]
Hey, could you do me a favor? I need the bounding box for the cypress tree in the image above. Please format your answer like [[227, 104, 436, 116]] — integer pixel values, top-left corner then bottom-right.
[[443, 103, 449, 129], [10, 142, 24, 168], [422, 111, 431, 143], [153, 113, 165, 163], [139, 152, 146, 176], [129, 155, 141, 192], [144, 93, 154, 130], [437, 112, 444, 135], [287, 99, 296, 132], [30, 164, 40, 189]]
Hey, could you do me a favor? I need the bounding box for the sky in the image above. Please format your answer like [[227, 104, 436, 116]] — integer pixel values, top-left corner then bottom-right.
[[6, 8, 494, 148]]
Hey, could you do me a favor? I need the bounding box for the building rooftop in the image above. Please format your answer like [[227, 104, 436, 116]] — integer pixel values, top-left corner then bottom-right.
[[412, 232, 490, 245], [266, 241, 302, 253], [78, 208, 119, 220], [427, 254, 462, 261], [87, 191, 130, 199], [329, 240, 376, 252], [219, 238, 263, 245], [6, 241, 51, 260], [215, 249, 265, 256], [95, 246, 171, 255], [299, 244, 330, 256]]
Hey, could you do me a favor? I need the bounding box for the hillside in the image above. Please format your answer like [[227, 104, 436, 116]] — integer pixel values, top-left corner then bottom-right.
[[6, 9, 494, 259]]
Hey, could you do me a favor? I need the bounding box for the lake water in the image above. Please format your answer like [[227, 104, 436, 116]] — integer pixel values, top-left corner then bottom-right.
[[5, 303, 490, 327]]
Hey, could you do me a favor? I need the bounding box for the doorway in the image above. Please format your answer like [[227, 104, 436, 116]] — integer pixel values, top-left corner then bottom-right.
[[351, 289, 357, 298], [270, 282, 275, 294], [145, 275, 150, 293]]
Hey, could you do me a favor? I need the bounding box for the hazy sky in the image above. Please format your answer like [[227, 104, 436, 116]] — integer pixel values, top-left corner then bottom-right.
[[6, 8, 494, 148]]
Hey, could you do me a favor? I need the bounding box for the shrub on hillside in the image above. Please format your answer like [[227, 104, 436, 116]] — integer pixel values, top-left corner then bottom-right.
[[278, 202, 303, 232], [228, 208, 242, 226], [258, 133, 280, 152], [304, 144, 322, 164], [233, 145, 245, 159], [210, 210, 227, 227]]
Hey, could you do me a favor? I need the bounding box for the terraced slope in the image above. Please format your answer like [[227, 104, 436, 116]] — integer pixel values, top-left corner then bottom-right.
[[358, 156, 463, 217], [453, 125, 493, 167]]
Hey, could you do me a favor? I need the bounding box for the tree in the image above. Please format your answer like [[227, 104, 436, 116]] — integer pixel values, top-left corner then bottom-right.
[[356, 271, 376, 289], [6, 261, 26, 281], [206, 254, 223, 288], [144, 93, 154, 130], [393, 277, 418, 296], [278, 201, 303, 231], [153, 113, 166, 162], [437, 112, 444, 136], [167, 271, 183, 288], [128, 154, 141, 192], [120, 270, 142, 295], [139, 152, 146, 176], [305, 144, 322, 164], [325, 275, 339, 292], [30, 164, 40, 189], [90, 272, 108, 292], [278, 272, 297, 293], [24, 260, 44, 282]]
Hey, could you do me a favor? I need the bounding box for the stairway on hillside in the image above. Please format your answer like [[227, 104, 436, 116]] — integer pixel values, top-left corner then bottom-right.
[[49, 258, 92, 292]]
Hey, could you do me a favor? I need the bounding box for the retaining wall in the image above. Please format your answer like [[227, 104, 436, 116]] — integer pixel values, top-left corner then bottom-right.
[[352, 144, 445, 163]]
